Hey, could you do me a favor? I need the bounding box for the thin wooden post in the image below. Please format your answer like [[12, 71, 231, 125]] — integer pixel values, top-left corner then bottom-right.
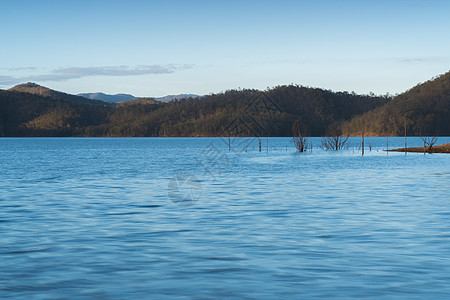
[[362, 129, 365, 156], [404, 124, 407, 155]]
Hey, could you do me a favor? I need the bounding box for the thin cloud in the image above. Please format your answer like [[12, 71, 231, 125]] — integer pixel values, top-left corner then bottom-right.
[[0, 75, 18, 86], [398, 58, 432, 63], [0, 67, 39, 71], [389, 57, 445, 64], [0, 64, 193, 86]]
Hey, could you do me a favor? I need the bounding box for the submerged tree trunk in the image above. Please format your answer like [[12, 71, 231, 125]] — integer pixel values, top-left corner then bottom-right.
[[292, 120, 308, 152], [404, 124, 407, 155], [320, 136, 349, 150], [362, 128, 365, 156]]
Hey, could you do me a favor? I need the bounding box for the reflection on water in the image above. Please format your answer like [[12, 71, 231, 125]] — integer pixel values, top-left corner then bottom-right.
[[1, 137, 450, 299]]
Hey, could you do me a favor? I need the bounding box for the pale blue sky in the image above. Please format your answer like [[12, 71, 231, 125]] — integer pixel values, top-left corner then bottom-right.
[[1, 0, 449, 97]]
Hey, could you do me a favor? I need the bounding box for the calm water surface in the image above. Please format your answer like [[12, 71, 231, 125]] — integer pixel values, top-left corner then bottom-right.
[[1, 137, 449, 299]]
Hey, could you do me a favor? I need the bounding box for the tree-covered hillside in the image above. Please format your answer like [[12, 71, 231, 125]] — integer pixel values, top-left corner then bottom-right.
[[9, 82, 111, 106], [0, 84, 388, 137], [0, 90, 112, 136], [343, 71, 450, 136], [2, 73, 449, 137], [91, 86, 389, 137]]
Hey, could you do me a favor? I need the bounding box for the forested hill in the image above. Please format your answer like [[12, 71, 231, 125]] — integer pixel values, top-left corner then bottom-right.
[[343, 71, 450, 136], [9, 82, 111, 106], [2, 73, 449, 137], [0, 89, 113, 137], [0, 84, 389, 137]]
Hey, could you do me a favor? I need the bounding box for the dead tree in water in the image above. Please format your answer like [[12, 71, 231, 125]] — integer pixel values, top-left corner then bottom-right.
[[361, 128, 365, 156], [401, 114, 410, 155], [292, 120, 309, 152], [321, 136, 350, 150], [321, 124, 349, 151], [419, 136, 438, 153]]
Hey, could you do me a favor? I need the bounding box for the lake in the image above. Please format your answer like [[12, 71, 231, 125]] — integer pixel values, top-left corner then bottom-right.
[[1, 137, 450, 299]]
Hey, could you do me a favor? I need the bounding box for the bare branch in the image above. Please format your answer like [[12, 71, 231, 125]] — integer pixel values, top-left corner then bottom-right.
[[419, 135, 439, 152], [292, 120, 309, 152], [320, 135, 349, 150]]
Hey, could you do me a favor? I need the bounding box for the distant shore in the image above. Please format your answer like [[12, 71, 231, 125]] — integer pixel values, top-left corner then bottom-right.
[[387, 143, 450, 153]]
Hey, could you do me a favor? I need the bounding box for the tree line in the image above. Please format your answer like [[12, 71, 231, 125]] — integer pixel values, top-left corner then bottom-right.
[[1, 72, 449, 137]]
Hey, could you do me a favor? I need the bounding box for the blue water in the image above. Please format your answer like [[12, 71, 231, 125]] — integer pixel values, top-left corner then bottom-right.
[[1, 137, 449, 299]]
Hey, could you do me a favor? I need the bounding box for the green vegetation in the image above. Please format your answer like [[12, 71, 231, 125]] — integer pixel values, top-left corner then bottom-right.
[[1, 71, 449, 137]]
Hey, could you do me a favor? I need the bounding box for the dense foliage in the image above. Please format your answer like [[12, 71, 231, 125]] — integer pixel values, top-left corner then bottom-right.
[[0, 90, 111, 136], [1, 71, 449, 137], [343, 71, 450, 136]]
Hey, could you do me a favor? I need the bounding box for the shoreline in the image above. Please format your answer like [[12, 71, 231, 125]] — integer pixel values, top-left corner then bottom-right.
[[387, 143, 450, 153]]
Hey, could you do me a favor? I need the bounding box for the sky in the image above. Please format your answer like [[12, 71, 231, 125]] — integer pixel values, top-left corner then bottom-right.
[[1, 0, 450, 97]]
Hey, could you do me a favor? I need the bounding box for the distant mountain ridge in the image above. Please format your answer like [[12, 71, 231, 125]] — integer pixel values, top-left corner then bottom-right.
[[77, 92, 136, 103], [78, 92, 200, 103]]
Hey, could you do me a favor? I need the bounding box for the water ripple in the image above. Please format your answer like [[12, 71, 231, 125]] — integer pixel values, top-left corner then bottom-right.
[[1, 137, 450, 299]]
